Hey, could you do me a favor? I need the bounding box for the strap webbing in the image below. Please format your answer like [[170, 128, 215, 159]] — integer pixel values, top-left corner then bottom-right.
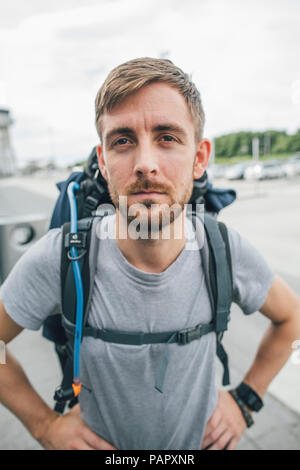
[[56, 217, 100, 411], [62, 318, 215, 346], [54, 354, 74, 413], [192, 212, 232, 386], [216, 337, 230, 385], [61, 218, 93, 325], [203, 214, 232, 333], [62, 317, 215, 393]]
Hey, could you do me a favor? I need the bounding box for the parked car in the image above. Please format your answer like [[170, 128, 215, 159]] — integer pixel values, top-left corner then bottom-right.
[[244, 160, 286, 180], [206, 164, 229, 180], [225, 161, 254, 180], [283, 156, 300, 177]]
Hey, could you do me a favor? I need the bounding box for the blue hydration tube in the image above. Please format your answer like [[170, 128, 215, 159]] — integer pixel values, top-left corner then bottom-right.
[[67, 182, 84, 396]]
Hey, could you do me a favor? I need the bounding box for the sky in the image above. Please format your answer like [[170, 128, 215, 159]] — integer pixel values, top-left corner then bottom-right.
[[0, 0, 299, 167]]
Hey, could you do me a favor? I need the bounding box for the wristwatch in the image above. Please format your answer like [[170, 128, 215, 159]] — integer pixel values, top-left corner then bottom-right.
[[228, 390, 254, 428], [235, 382, 264, 412]]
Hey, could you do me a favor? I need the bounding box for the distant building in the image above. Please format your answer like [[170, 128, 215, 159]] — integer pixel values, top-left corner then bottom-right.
[[0, 108, 16, 177]]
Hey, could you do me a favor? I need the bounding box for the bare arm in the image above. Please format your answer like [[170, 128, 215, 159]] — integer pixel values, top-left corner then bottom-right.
[[202, 274, 300, 450], [0, 299, 57, 442], [0, 299, 116, 449], [242, 274, 300, 396]]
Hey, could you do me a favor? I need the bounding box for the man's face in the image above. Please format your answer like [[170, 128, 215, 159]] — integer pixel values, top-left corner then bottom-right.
[[97, 82, 210, 233]]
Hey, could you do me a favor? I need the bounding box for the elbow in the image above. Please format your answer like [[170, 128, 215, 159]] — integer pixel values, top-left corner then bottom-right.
[[272, 305, 300, 339]]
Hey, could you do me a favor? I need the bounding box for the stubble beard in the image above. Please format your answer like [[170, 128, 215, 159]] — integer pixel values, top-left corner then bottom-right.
[[106, 175, 194, 238]]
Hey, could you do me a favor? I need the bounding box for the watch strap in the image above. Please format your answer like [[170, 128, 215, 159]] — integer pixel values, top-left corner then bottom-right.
[[229, 390, 254, 428]]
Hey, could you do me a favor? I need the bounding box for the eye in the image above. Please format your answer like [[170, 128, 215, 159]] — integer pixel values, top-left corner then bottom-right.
[[114, 137, 131, 146], [161, 135, 176, 142]]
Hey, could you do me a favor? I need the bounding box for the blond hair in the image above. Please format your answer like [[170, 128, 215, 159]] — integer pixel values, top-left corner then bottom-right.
[[95, 57, 205, 142]]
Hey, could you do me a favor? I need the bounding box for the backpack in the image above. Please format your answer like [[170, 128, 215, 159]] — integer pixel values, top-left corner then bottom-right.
[[43, 146, 236, 413]]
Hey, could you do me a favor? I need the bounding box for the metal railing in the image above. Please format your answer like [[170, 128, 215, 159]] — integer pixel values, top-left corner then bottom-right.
[[0, 213, 49, 284]]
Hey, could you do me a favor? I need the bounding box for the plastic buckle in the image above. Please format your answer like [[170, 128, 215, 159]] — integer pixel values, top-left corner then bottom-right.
[[178, 325, 202, 345], [54, 386, 75, 403], [85, 195, 99, 212]]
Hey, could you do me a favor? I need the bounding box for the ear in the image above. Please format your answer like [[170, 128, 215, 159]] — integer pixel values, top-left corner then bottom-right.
[[96, 145, 109, 182], [193, 139, 211, 179]]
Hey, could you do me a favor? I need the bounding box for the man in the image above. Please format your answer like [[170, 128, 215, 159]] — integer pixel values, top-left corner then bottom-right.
[[1, 57, 300, 451]]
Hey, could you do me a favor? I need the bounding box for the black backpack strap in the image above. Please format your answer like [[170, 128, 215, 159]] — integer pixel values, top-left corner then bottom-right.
[[204, 214, 232, 334], [54, 216, 97, 413], [62, 316, 216, 394], [61, 217, 94, 325], [217, 221, 232, 285], [54, 352, 74, 413], [62, 320, 215, 345], [216, 221, 233, 385], [196, 213, 233, 386]]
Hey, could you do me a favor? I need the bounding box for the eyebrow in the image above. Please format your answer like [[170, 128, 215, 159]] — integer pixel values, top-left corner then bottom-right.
[[105, 127, 134, 144], [104, 123, 188, 144]]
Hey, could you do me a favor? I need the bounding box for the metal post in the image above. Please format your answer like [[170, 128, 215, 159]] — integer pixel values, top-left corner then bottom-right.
[[252, 137, 260, 162], [0, 109, 16, 177]]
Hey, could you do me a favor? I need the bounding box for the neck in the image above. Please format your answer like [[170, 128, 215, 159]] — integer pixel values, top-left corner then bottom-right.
[[114, 210, 187, 273]]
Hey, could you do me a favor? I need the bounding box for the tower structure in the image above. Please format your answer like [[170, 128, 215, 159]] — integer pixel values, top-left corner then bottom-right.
[[0, 108, 16, 177]]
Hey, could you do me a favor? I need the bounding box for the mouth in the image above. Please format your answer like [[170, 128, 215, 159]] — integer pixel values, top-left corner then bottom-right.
[[132, 191, 163, 194], [131, 191, 166, 197]]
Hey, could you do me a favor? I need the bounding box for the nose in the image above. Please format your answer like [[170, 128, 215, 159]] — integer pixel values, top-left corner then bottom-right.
[[133, 143, 159, 179]]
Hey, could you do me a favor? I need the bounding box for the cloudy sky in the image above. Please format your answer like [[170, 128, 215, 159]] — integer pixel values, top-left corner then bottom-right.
[[0, 0, 299, 167]]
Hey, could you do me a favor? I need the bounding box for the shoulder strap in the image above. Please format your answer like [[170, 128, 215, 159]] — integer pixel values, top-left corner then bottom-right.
[[193, 212, 233, 323], [217, 221, 232, 287], [54, 216, 101, 413], [60, 217, 95, 326], [204, 215, 233, 333], [194, 212, 233, 386]]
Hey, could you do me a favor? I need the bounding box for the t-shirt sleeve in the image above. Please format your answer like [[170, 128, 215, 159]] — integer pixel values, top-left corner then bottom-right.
[[227, 226, 275, 315], [0, 228, 62, 330]]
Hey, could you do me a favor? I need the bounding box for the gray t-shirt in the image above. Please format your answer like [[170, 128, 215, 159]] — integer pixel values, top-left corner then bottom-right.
[[0, 215, 274, 450]]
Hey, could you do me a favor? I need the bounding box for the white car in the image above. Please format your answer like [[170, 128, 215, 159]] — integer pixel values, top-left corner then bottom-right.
[[283, 157, 300, 177], [225, 161, 255, 180], [206, 164, 229, 180], [244, 160, 286, 180]]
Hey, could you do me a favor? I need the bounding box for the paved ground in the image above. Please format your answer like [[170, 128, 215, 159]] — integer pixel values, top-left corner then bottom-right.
[[0, 172, 300, 450]]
